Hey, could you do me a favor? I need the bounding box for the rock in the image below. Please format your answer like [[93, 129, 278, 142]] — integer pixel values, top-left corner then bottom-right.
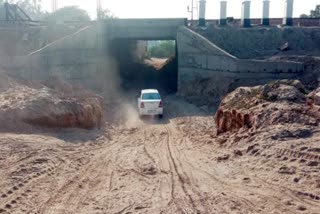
[[142, 165, 157, 175], [247, 144, 257, 153], [264, 80, 307, 102], [233, 150, 243, 156], [307, 161, 319, 167], [279, 42, 290, 51], [271, 129, 312, 140], [308, 148, 320, 153], [293, 177, 300, 183], [216, 137, 227, 145], [296, 205, 307, 211], [278, 166, 296, 175], [293, 129, 313, 138], [308, 87, 320, 106], [271, 130, 293, 140], [217, 154, 230, 162], [261, 84, 272, 97], [250, 148, 260, 155], [274, 84, 305, 102]]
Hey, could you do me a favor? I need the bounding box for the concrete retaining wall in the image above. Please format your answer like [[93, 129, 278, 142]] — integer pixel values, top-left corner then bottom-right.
[[3, 25, 106, 91], [192, 26, 320, 59], [1, 21, 306, 106], [177, 26, 304, 104]]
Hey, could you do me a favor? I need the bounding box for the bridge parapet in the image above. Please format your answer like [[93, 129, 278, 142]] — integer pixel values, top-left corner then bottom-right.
[[103, 18, 187, 40]]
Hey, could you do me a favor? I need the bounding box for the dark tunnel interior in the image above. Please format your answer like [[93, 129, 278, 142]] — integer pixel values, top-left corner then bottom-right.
[[108, 39, 178, 95]]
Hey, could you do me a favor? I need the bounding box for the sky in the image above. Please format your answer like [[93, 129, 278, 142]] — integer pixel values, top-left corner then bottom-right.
[[41, 0, 320, 19]]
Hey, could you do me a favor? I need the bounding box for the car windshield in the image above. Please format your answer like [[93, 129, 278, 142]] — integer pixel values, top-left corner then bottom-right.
[[142, 93, 161, 100]]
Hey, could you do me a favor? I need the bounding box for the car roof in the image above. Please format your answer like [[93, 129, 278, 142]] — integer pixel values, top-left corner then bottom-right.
[[141, 89, 159, 94]]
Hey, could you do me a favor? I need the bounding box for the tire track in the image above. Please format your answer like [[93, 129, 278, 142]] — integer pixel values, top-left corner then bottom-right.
[[164, 125, 203, 213]]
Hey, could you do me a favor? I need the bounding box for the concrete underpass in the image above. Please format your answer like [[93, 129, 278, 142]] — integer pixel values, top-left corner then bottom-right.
[[8, 18, 303, 106], [108, 38, 178, 94]]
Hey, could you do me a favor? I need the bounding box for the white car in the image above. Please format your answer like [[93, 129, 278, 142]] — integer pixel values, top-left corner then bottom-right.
[[138, 89, 163, 118]]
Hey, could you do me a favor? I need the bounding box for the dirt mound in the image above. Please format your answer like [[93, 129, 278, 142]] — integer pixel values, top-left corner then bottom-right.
[[22, 95, 103, 129], [0, 73, 104, 131], [215, 80, 320, 135]]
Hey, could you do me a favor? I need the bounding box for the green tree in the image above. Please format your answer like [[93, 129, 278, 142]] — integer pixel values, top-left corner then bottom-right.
[[97, 8, 116, 20], [300, 14, 308, 18], [43, 6, 91, 23], [0, 0, 43, 20], [310, 5, 320, 17], [16, 0, 42, 20], [0, 0, 5, 20], [148, 41, 175, 58], [301, 5, 320, 18]]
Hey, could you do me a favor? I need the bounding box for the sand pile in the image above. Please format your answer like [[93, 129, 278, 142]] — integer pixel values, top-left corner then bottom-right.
[[215, 80, 320, 135], [0, 73, 104, 132], [212, 80, 320, 208]]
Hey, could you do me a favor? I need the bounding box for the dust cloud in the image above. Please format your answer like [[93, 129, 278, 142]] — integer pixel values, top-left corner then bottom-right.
[[95, 47, 143, 127]]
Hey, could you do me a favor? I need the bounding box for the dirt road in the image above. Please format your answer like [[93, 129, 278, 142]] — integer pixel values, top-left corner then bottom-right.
[[0, 97, 319, 214]]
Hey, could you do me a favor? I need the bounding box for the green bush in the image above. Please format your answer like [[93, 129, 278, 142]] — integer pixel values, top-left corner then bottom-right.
[[148, 41, 175, 58]]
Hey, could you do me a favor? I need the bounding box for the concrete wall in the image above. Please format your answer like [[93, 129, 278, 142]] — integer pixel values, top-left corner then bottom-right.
[[7, 19, 188, 92], [8, 25, 107, 91], [177, 26, 303, 104], [103, 18, 186, 40], [193, 26, 320, 59], [0, 27, 43, 57], [0, 23, 90, 59], [3, 19, 187, 93], [188, 18, 320, 27], [2, 20, 306, 107]]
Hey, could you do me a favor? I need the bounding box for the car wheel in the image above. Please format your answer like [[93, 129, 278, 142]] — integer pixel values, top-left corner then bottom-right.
[[158, 114, 163, 119]]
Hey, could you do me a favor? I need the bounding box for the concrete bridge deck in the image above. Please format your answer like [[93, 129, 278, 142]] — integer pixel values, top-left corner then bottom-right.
[[102, 18, 187, 40]]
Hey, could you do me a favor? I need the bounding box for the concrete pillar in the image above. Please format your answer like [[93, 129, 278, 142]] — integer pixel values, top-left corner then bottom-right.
[[241, 0, 251, 27], [262, 0, 270, 25], [220, 1, 227, 25], [199, 0, 206, 26], [283, 0, 294, 26]]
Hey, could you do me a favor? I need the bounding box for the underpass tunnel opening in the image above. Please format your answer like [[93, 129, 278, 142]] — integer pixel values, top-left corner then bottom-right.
[[108, 38, 178, 95]]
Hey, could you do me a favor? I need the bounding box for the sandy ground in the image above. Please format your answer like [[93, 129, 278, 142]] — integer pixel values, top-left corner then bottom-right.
[[0, 96, 319, 214], [144, 58, 169, 70]]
